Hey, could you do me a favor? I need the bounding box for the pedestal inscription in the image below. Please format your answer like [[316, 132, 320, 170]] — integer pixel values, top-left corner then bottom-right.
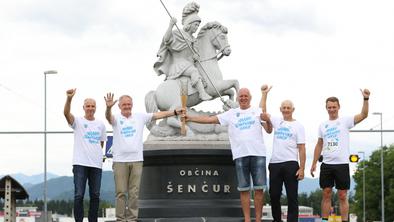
[[139, 142, 244, 219]]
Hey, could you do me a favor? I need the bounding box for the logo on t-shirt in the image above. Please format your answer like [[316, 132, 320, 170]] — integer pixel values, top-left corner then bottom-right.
[[121, 126, 136, 138], [275, 127, 292, 140], [323, 126, 341, 152], [84, 131, 101, 144], [84, 124, 88, 128], [235, 116, 255, 130], [324, 126, 340, 139]]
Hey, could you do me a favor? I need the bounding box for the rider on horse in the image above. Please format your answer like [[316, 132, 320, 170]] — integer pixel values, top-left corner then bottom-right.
[[153, 2, 212, 101]]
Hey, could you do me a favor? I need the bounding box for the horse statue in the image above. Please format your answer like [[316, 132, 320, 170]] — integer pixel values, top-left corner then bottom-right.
[[145, 22, 239, 136]]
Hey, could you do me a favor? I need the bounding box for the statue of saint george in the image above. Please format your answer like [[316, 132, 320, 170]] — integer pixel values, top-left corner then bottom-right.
[[154, 2, 212, 101]]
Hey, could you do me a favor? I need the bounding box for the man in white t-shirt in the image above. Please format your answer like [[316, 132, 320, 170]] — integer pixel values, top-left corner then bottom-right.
[[260, 86, 306, 222], [63, 88, 107, 222], [185, 88, 272, 222], [104, 93, 182, 222], [310, 89, 370, 222]]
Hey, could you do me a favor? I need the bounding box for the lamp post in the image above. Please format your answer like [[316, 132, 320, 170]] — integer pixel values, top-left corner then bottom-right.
[[44, 70, 57, 222], [372, 112, 384, 222], [358, 151, 365, 222]]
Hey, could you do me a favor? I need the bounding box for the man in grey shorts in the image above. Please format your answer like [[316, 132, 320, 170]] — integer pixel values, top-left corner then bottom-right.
[[185, 88, 272, 222], [310, 89, 370, 222]]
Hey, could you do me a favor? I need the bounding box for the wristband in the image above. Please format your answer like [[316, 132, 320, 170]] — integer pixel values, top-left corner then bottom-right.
[[363, 97, 369, 101], [174, 109, 178, 116]]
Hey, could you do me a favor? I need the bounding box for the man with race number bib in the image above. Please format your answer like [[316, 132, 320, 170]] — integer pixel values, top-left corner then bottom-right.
[[310, 89, 370, 222]]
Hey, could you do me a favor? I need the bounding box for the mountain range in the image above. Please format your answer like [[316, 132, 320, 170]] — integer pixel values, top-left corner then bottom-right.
[[0, 172, 59, 188], [1, 172, 116, 204], [1, 172, 355, 204]]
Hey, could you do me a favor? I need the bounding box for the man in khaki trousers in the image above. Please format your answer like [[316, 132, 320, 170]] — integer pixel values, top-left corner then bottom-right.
[[104, 93, 182, 222]]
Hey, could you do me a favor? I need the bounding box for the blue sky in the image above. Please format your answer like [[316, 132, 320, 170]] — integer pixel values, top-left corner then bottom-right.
[[1, 0, 393, 176]]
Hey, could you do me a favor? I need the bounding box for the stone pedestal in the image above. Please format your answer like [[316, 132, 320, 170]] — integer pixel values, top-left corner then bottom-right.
[[138, 141, 247, 221]]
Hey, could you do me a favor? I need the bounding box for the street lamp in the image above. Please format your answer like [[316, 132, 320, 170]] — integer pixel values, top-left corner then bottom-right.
[[372, 112, 384, 222], [358, 151, 365, 222], [44, 70, 57, 222]]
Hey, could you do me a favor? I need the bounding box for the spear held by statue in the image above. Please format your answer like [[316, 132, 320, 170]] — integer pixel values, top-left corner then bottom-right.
[[158, 0, 230, 108]]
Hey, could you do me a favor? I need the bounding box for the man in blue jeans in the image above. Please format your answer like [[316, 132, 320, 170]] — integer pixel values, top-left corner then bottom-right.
[[64, 88, 107, 222], [185, 88, 272, 222]]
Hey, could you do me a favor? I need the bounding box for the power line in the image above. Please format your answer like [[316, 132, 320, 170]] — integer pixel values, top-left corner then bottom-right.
[[350, 129, 394, 133], [0, 131, 113, 134], [0, 82, 41, 107]]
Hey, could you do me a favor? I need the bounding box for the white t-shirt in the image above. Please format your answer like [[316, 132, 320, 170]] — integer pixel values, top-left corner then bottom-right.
[[70, 117, 107, 169], [111, 113, 153, 162], [270, 116, 305, 163], [318, 116, 354, 164], [217, 107, 267, 160]]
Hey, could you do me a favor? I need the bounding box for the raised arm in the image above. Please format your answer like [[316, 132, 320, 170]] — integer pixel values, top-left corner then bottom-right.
[[63, 88, 76, 125], [163, 18, 177, 43], [259, 85, 273, 133], [310, 138, 323, 177], [354, 88, 370, 125], [260, 113, 273, 134], [260, 84, 272, 113], [104, 92, 117, 125]]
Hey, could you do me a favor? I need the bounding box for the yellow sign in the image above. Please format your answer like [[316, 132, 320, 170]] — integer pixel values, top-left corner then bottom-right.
[[328, 215, 342, 222], [349, 154, 360, 162]]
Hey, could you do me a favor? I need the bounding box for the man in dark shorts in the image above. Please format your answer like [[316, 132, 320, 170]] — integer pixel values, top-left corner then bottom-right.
[[310, 89, 370, 222]]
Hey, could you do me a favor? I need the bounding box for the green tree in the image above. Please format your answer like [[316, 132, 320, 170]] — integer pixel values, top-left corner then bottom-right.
[[353, 144, 394, 222], [308, 189, 322, 215]]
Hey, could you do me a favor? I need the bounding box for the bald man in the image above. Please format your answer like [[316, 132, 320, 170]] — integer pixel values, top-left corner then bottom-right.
[[261, 86, 306, 222], [186, 88, 272, 222], [64, 88, 107, 222]]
